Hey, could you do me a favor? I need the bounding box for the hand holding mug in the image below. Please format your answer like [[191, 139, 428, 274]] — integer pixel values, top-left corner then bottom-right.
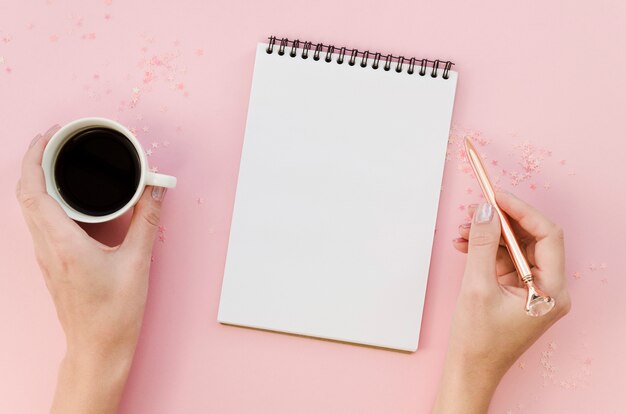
[[17, 121, 174, 413]]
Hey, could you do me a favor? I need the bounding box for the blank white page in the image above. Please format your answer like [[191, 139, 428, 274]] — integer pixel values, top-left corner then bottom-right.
[[218, 43, 457, 351]]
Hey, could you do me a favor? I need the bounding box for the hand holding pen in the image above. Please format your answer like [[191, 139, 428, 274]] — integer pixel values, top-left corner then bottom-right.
[[433, 191, 571, 413]]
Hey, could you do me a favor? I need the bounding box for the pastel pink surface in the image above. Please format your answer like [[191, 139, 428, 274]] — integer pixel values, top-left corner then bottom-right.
[[1, 1, 625, 413]]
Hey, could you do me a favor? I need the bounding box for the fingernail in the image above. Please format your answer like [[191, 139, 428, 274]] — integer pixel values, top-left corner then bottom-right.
[[460, 222, 471, 229], [474, 203, 494, 224], [29, 134, 42, 148], [44, 124, 60, 137], [151, 186, 166, 201], [453, 237, 467, 243]]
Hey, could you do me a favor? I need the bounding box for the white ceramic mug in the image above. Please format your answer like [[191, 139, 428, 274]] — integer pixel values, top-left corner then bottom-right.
[[42, 117, 177, 223]]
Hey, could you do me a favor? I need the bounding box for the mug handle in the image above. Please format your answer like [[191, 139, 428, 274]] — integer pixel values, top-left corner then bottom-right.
[[146, 172, 177, 188]]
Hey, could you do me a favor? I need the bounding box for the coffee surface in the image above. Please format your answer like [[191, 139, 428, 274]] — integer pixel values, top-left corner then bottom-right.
[[54, 127, 140, 216]]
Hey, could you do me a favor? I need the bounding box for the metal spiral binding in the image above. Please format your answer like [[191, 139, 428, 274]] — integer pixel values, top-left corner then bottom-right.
[[266, 36, 453, 79]]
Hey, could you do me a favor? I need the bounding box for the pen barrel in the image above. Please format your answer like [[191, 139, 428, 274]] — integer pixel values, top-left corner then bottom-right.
[[494, 205, 533, 281]]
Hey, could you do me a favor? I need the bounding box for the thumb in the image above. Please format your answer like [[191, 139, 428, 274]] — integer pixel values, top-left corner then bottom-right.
[[464, 202, 501, 289], [122, 186, 167, 255]]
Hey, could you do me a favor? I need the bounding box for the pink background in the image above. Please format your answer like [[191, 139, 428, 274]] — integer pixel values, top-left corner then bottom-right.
[[1, 0, 625, 412]]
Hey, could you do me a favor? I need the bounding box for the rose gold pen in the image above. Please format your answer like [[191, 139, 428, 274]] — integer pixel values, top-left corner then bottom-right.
[[464, 137, 555, 317]]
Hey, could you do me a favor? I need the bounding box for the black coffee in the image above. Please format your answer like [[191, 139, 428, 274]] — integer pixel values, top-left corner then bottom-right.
[[54, 127, 141, 216]]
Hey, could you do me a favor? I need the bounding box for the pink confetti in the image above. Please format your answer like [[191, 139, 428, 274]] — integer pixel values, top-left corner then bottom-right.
[[1, 35, 12, 44], [157, 224, 166, 243], [146, 149, 153, 156], [458, 204, 465, 211], [572, 271, 581, 279], [104, 13, 111, 21], [142, 126, 149, 133], [197, 197, 205, 205], [196, 48, 204, 56], [150, 166, 159, 173], [81, 32, 96, 40], [143, 71, 154, 84], [49, 34, 59, 42], [529, 183, 537, 190]]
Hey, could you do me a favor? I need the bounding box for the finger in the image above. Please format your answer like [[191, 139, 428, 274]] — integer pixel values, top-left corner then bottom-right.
[[464, 202, 502, 290], [469, 202, 536, 244], [458, 222, 506, 247], [498, 270, 523, 288], [495, 191, 558, 240], [452, 237, 468, 253], [122, 186, 167, 257], [467, 203, 477, 217], [18, 125, 83, 239], [20, 125, 60, 195], [496, 191, 566, 290], [454, 237, 516, 276], [495, 246, 516, 276]]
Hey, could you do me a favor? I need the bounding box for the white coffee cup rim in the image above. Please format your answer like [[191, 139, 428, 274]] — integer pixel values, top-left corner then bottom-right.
[[42, 117, 176, 223]]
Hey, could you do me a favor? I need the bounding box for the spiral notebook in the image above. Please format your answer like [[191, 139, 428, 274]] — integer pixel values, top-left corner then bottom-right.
[[218, 37, 458, 351]]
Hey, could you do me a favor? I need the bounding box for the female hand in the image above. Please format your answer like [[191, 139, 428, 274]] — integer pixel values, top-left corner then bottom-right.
[[433, 192, 571, 413], [17, 125, 167, 414]]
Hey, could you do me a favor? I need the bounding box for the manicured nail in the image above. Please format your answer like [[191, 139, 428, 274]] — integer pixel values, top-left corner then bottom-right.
[[460, 222, 471, 229], [474, 203, 494, 224], [44, 124, 60, 137], [29, 134, 42, 148], [151, 186, 167, 201]]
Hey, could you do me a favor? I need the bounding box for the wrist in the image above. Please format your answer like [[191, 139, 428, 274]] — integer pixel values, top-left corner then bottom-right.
[[433, 352, 504, 414], [52, 348, 135, 413], [61, 346, 135, 388]]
